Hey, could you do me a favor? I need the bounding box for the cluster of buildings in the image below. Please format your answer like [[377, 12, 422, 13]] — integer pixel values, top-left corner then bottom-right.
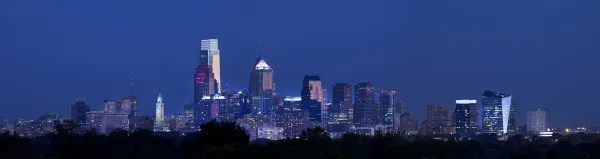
[[0, 39, 569, 140]]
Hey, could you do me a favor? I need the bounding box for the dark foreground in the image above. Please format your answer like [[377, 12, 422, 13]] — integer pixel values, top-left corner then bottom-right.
[[2, 120, 600, 159]]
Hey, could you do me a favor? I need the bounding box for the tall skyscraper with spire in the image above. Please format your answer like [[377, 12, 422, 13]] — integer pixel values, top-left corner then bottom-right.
[[154, 92, 166, 132], [249, 58, 275, 114], [200, 39, 221, 93]]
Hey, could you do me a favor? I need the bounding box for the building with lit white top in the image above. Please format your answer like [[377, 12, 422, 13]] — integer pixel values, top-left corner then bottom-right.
[[200, 39, 221, 93], [527, 109, 546, 133], [249, 58, 275, 114], [154, 92, 166, 132], [455, 99, 478, 137]]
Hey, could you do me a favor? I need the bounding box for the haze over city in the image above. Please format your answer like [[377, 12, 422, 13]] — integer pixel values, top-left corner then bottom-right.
[[2, 0, 600, 129]]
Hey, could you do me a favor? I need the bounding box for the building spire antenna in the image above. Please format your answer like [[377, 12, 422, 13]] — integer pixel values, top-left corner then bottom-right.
[[129, 71, 133, 96], [257, 40, 261, 58]]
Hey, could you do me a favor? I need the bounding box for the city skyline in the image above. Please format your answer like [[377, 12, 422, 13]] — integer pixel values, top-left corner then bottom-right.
[[2, 0, 600, 128]]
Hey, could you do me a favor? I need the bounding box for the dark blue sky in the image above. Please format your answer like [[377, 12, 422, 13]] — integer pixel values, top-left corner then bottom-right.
[[1, 0, 599, 127]]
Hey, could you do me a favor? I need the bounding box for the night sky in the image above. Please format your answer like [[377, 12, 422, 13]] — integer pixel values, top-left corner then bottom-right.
[[1, 0, 599, 128]]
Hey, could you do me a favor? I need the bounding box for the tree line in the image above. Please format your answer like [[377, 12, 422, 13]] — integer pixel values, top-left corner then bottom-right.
[[1, 119, 600, 159]]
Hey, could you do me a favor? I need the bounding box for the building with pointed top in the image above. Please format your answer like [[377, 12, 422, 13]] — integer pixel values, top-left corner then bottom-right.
[[249, 58, 275, 114], [154, 92, 166, 132]]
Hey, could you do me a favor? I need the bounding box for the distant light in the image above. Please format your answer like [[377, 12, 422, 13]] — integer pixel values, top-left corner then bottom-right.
[[456, 99, 477, 104], [238, 91, 242, 94], [284, 96, 302, 102]]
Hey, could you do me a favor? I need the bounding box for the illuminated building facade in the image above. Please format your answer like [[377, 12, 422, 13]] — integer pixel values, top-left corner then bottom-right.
[[422, 104, 452, 135], [301, 75, 325, 124], [380, 90, 396, 126], [481, 90, 515, 135], [154, 92, 166, 132], [200, 39, 221, 93], [454, 99, 478, 137], [257, 126, 284, 140], [249, 58, 275, 114], [527, 109, 546, 133], [354, 82, 376, 127]]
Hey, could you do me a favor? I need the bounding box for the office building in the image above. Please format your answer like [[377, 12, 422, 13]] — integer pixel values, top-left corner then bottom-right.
[[103, 100, 116, 114], [283, 96, 302, 110], [354, 82, 376, 127], [194, 65, 215, 104], [200, 39, 221, 93], [154, 92, 166, 132], [86, 111, 105, 134], [249, 58, 275, 114], [481, 90, 515, 135], [400, 113, 419, 134], [301, 75, 327, 124], [422, 104, 452, 135], [393, 101, 406, 130], [527, 109, 546, 133], [71, 101, 90, 126], [117, 96, 136, 118], [104, 113, 129, 133], [332, 83, 353, 121], [454, 99, 478, 137], [380, 90, 396, 126]]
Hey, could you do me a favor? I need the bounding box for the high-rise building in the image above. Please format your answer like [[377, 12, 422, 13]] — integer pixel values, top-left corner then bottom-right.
[[527, 109, 546, 133], [103, 113, 129, 133], [301, 75, 326, 123], [354, 82, 376, 127], [249, 58, 275, 114], [422, 104, 452, 135], [194, 65, 215, 103], [86, 111, 104, 133], [332, 83, 353, 117], [225, 91, 249, 118], [400, 113, 419, 134], [200, 39, 221, 93], [103, 100, 116, 114], [393, 101, 406, 130], [454, 99, 478, 137], [118, 96, 135, 116], [154, 92, 166, 132], [183, 103, 195, 129], [380, 90, 396, 126], [283, 96, 302, 111], [481, 90, 515, 135], [71, 101, 90, 126], [194, 97, 213, 127], [130, 115, 154, 131]]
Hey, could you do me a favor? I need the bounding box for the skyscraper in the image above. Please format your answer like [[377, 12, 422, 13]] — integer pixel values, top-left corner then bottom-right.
[[71, 101, 90, 126], [422, 104, 452, 135], [380, 90, 396, 126], [103, 100, 116, 114], [454, 99, 478, 137], [301, 75, 326, 123], [527, 109, 546, 133], [249, 58, 275, 114], [332, 83, 353, 116], [354, 82, 376, 127], [400, 113, 419, 134], [200, 39, 221, 93], [154, 92, 166, 132], [393, 101, 406, 130], [481, 90, 515, 135], [194, 65, 215, 102]]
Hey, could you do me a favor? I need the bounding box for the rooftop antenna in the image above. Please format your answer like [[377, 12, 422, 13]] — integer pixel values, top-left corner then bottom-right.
[[129, 72, 134, 96], [257, 40, 261, 58]]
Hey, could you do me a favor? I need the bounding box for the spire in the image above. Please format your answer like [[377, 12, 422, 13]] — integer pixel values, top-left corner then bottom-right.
[[257, 40, 261, 58], [129, 72, 133, 96], [157, 90, 163, 103]]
